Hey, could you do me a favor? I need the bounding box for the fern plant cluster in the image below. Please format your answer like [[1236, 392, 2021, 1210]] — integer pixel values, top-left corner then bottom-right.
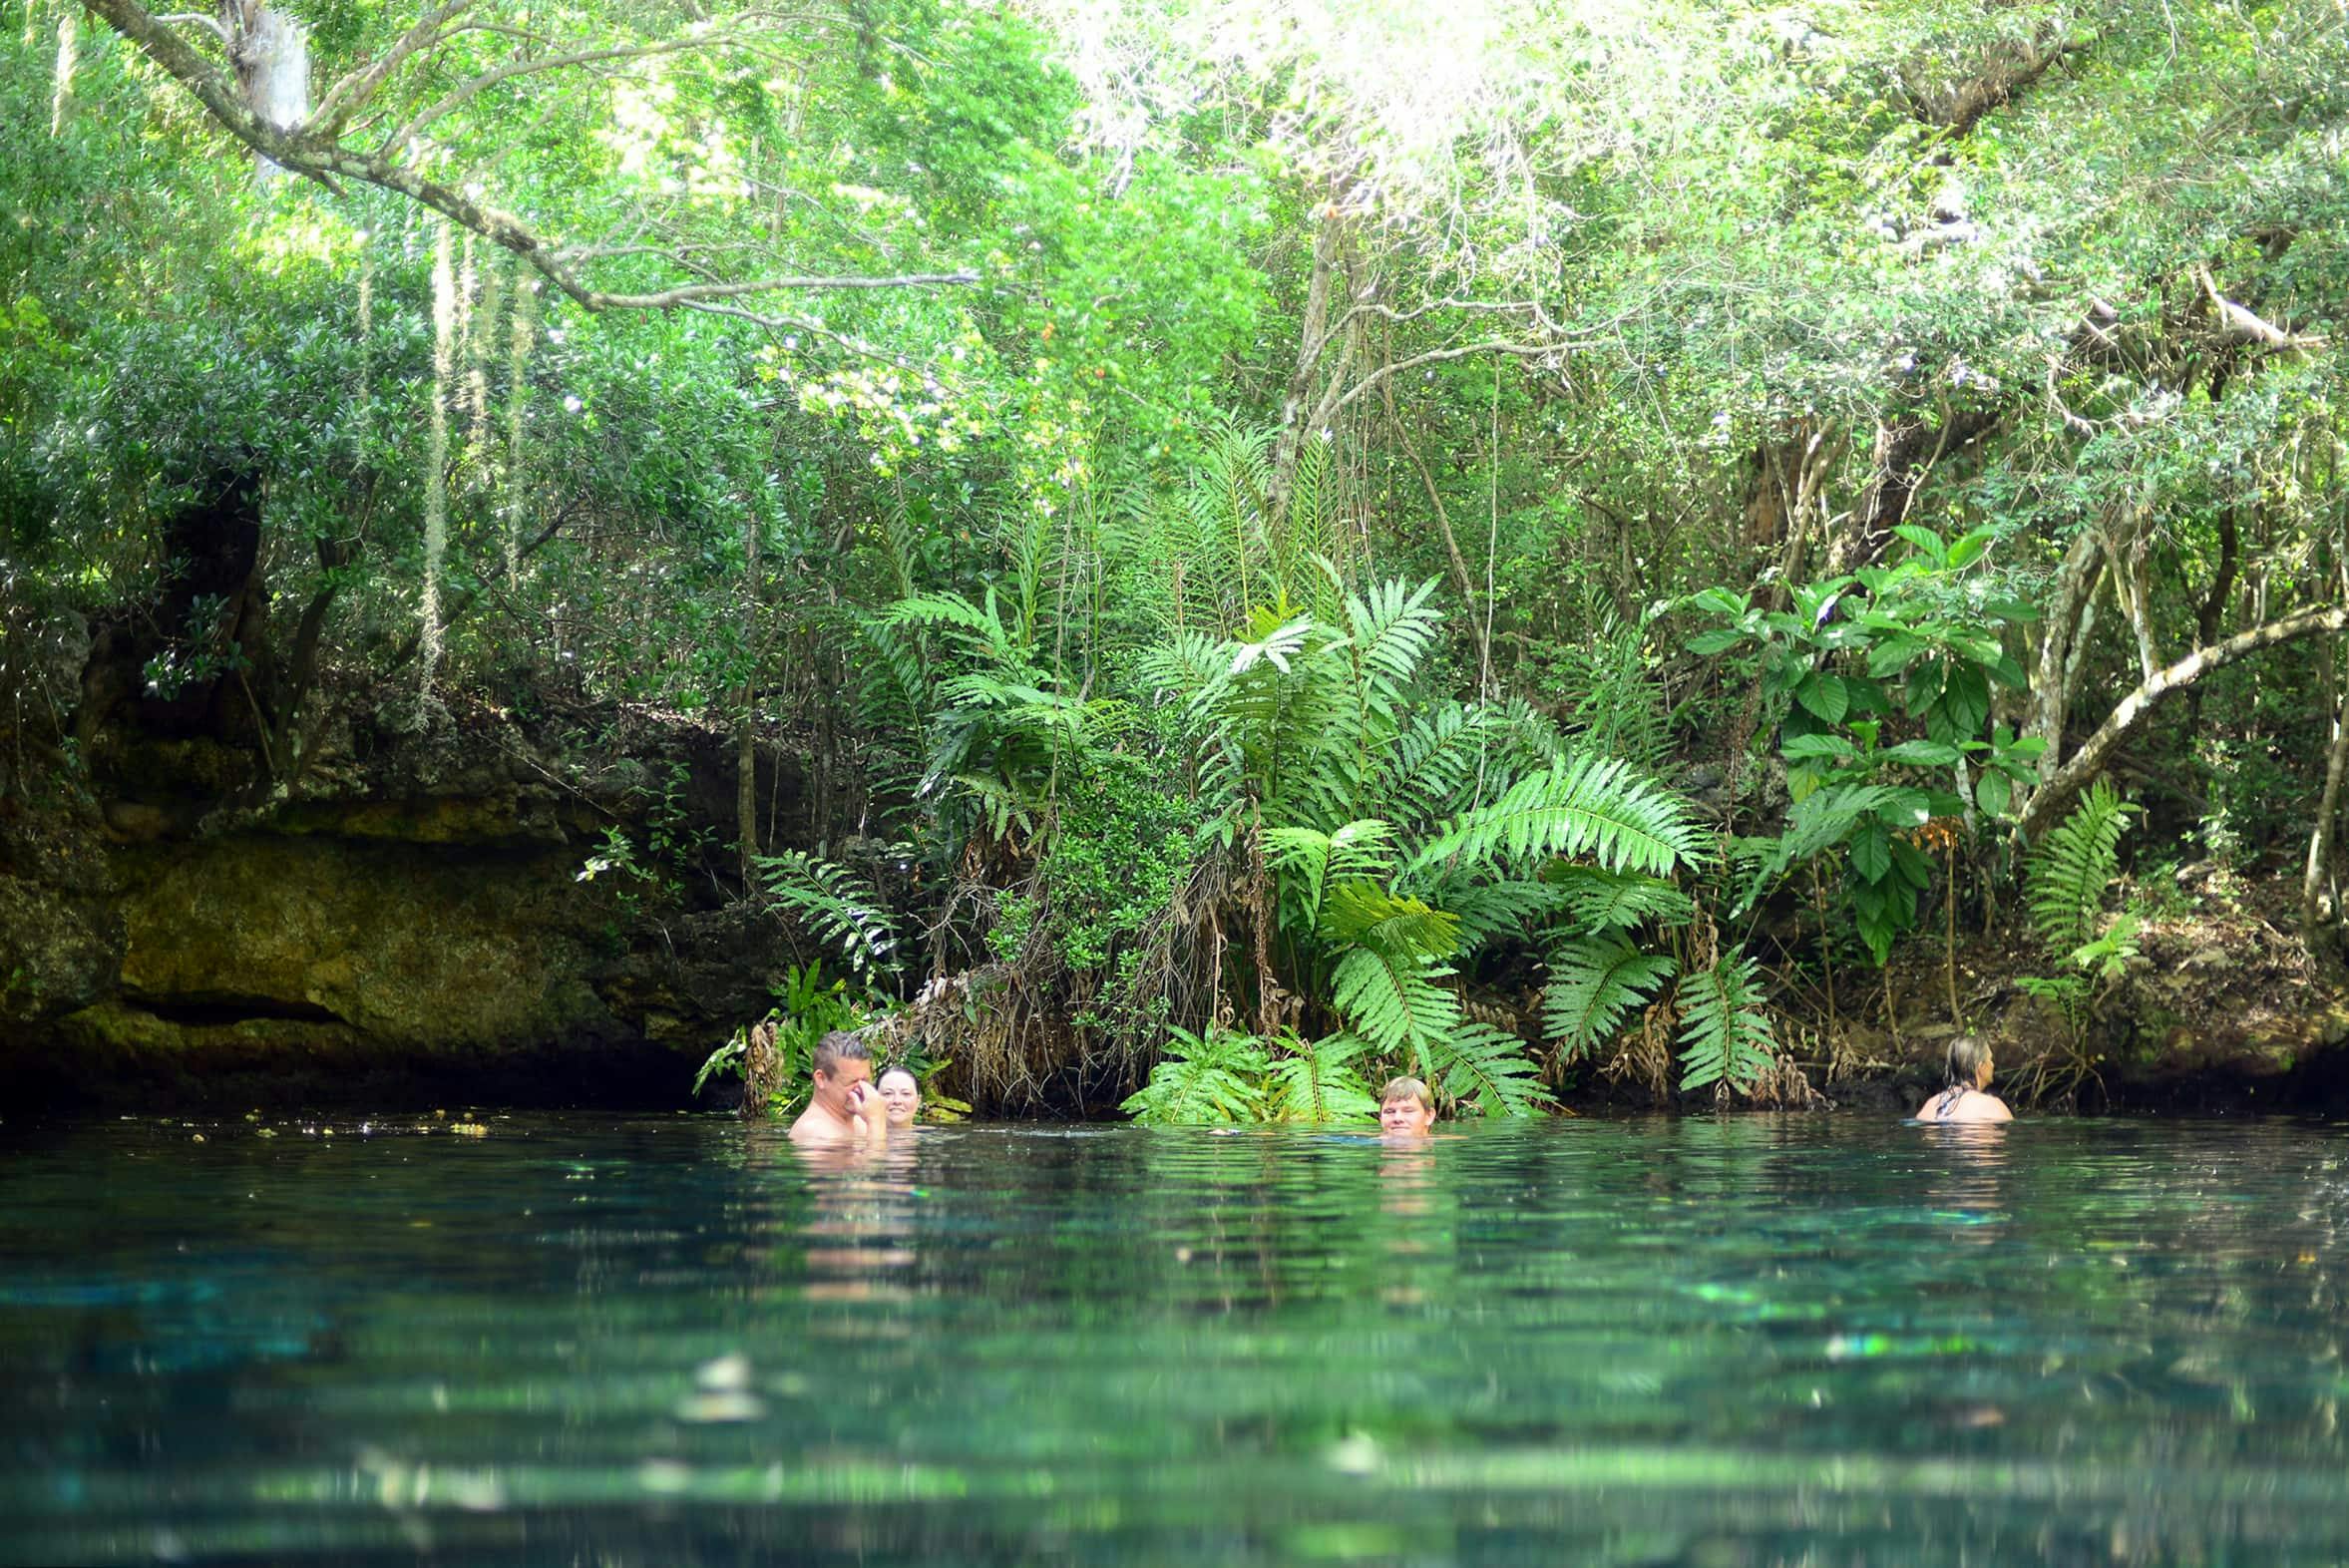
[[2013, 781, 2144, 1100], [1128, 559, 1780, 1120], [828, 421, 1782, 1121]]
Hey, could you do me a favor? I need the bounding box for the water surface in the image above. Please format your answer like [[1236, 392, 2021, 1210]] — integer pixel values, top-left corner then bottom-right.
[[3, 1115, 2346, 1565]]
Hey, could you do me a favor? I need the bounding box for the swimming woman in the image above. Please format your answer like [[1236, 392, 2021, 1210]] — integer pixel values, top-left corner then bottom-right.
[[1913, 1034, 2013, 1123], [877, 1067, 922, 1132]]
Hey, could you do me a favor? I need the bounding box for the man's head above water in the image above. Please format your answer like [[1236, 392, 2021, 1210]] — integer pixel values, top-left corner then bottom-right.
[[810, 1029, 874, 1116], [1378, 1076, 1435, 1138]]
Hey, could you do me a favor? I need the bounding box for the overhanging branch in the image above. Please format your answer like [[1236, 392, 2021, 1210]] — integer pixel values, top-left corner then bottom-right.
[[2018, 602, 2349, 841], [82, 0, 978, 323]]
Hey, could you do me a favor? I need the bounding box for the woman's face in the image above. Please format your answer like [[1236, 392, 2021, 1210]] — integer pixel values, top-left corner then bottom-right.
[[878, 1071, 921, 1128]]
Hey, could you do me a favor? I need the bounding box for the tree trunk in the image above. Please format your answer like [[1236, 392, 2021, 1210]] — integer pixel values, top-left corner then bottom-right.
[[224, 0, 309, 185], [1823, 405, 2000, 575], [2022, 530, 2104, 793], [50, 7, 77, 135], [1268, 201, 1345, 525], [1384, 398, 1488, 677], [2306, 648, 2349, 977], [737, 500, 761, 885], [2100, 502, 2160, 681], [2019, 603, 2349, 841]]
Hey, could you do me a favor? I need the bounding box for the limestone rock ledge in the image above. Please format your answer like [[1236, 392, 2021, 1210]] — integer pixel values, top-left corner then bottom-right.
[[1, 700, 801, 1110]]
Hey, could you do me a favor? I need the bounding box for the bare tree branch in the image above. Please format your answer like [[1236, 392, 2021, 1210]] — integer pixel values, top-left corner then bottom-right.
[[80, 0, 979, 324], [155, 11, 228, 44], [1321, 336, 1593, 424], [2018, 601, 2349, 841], [309, 0, 476, 139], [392, 35, 756, 147]]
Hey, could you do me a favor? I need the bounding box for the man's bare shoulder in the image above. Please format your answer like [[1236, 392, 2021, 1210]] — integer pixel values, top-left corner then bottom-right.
[[789, 1106, 855, 1145]]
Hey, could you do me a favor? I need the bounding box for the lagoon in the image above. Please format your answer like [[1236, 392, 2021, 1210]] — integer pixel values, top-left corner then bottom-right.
[[4, 1115, 2346, 1565]]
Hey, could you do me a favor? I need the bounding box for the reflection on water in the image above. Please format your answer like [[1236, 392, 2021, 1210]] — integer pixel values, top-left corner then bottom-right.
[[1, 1114, 2346, 1565]]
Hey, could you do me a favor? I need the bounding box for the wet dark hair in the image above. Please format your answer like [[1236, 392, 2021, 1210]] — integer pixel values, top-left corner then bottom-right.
[[811, 1028, 871, 1078], [1943, 1033, 1992, 1090]]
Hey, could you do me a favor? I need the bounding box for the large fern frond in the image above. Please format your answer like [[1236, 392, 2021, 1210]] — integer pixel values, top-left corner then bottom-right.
[[1139, 628, 1229, 707], [1547, 865, 1695, 932], [1265, 820, 1398, 933], [1331, 946, 1461, 1055], [1383, 701, 1504, 823], [1436, 879, 1564, 948], [1412, 753, 1700, 878], [885, 589, 1015, 663], [1265, 1032, 1380, 1123], [1345, 577, 1443, 707], [1543, 934, 1677, 1061], [757, 850, 901, 980], [1424, 1021, 1554, 1117], [2026, 779, 2137, 954], [1675, 952, 1776, 1092], [1319, 881, 1462, 963], [1120, 1026, 1270, 1124]]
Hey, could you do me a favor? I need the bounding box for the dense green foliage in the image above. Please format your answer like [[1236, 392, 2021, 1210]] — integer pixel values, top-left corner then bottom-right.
[[5, 0, 2348, 1114]]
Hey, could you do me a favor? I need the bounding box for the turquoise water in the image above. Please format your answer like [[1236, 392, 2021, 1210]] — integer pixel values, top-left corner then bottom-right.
[[3, 1115, 2346, 1565]]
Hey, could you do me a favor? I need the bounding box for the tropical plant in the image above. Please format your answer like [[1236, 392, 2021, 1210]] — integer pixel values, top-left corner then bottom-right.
[[1148, 560, 1774, 1106], [756, 850, 903, 980], [2026, 780, 2141, 956], [2013, 781, 2144, 1103], [1120, 1025, 1273, 1124], [1700, 528, 2047, 967]]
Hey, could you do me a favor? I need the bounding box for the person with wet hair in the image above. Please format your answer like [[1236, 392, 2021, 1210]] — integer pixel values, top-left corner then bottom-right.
[[1378, 1076, 1436, 1138], [1913, 1033, 2013, 1123], [876, 1067, 922, 1132], [789, 1029, 890, 1147]]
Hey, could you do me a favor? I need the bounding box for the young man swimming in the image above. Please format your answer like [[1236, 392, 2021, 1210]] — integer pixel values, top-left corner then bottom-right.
[[1378, 1075, 1436, 1138], [789, 1029, 891, 1148]]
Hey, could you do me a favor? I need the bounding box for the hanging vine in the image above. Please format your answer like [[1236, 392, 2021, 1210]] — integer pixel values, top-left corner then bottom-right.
[[416, 216, 455, 720]]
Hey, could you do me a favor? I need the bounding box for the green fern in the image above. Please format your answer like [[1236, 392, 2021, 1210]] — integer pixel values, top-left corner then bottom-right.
[[1424, 1021, 1556, 1117], [1434, 879, 1563, 947], [1264, 819, 1399, 933], [1344, 576, 1443, 709], [1543, 934, 1678, 1062], [755, 850, 902, 980], [1265, 1032, 1380, 1122], [1385, 702, 1505, 821], [1546, 865, 1695, 931], [1676, 952, 1776, 1092], [2026, 779, 2138, 953], [1331, 946, 1462, 1056], [1318, 881, 1461, 962], [1120, 1026, 1271, 1124], [886, 588, 1021, 662], [1412, 753, 1700, 878]]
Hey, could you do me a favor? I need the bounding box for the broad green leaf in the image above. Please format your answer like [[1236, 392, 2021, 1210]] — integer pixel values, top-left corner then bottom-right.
[[1795, 671, 1849, 723], [1879, 739, 1962, 766], [1974, 768, 2013, 817]]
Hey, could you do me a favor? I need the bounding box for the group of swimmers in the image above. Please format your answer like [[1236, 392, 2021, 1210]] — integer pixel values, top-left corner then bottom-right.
[[785, 1024, 2012, 1146], [788, 1031, 926, 1147], [785, 1028, 1449, 1147]]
